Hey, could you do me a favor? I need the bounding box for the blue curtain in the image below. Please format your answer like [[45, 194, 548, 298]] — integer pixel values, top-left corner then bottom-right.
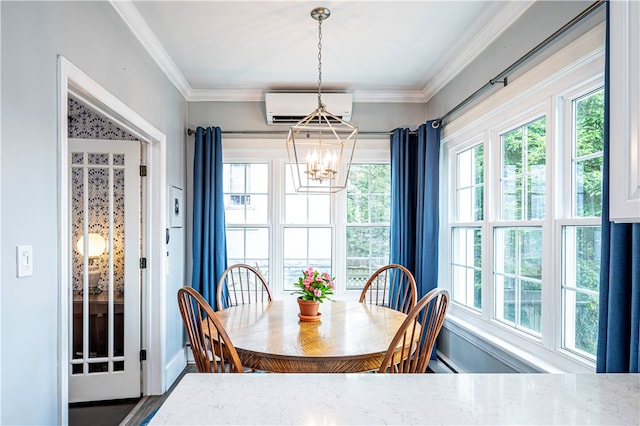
[[191, 126, 227, 309], [596, 3, 640, 373], [390, 121, 441, 297]]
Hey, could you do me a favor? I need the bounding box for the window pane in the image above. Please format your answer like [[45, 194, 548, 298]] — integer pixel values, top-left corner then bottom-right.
[[244, 228, 269, 260], [520, 280, 542, 333], [562, 224, 600, 360], [563, 289, 599, 357], [575, 90, 604, 158], [346, 164, 391, 291], [285, 195, 307, 224], [528, 170, 545, 219], [458, 149, 473, 188], [308, 228, 332, 259], [502, 176, 522, 220], [475, 144, 485, 184], [564, 226, 601, 292], [283, 227, 332, 291], [285, 169, 331, 225], [245, 194, 268, 223], [226, 228, 245, 259], [502, 128, 523, 179], [307, 195, 330, 224], [457, 144, 484, 222], [575, 157, 603, 217], [226, 228, 269, 276], [283, 228, 307, 259], [458, 188, 473, 222], [526, 118, 546, 172], [247, 164, 268, 193], [501, 117, 546, 220], [225, 164, 245, 193], [451, 227, 482, 310], [520, 228, 542, 280], [494, 227, 542, 334], [223, 163, 269, 225], [346, 226, 390, 290]]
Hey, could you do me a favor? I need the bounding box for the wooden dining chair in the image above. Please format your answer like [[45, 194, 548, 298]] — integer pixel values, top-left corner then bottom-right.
[[216, 263, 272, 310], [359, 264, 418, 314], [379, 288, 449, 374], [177, 286, 244, 373]]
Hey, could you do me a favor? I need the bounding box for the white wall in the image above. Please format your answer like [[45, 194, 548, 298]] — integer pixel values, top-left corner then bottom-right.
[[0, 2, 187, 424]]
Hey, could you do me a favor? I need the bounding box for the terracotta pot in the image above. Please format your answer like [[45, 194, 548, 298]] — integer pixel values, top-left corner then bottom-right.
[[297, 297, 320, 317]]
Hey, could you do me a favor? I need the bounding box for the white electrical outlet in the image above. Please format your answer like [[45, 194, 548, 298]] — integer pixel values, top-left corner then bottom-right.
[[16, 245, 33, 277]]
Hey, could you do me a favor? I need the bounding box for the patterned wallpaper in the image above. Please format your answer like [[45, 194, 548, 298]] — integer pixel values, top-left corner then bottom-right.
[[69, 97, 135, 294], [68, 96, 137, 140]]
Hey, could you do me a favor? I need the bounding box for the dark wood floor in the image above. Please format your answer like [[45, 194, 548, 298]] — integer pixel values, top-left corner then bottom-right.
[[121, 364, 197, 426], [68, 364, 196, 426]]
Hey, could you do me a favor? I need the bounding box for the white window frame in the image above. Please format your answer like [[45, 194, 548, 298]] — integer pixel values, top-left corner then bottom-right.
[[223, 137, 389, 301], [440, 23, 604, 373]]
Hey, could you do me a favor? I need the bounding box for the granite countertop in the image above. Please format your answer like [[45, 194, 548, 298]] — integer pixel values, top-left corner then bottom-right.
[[149, 372, 640, 425]]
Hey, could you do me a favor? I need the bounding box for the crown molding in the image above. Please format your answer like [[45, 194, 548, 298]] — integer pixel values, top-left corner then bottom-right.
[[422, 0, 536, 102], [188, 89, 265, 103], [352, 90, 427, 104], [188, 89, 428, 103], [109, 0, 192, 99], [112, 0, 533, 104]]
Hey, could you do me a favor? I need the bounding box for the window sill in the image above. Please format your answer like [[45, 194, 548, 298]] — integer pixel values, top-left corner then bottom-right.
[[442, 311, 595, 374]]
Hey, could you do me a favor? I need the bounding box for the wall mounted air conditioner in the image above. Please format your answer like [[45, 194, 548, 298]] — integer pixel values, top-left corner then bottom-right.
[[265, 92, 352, 125]]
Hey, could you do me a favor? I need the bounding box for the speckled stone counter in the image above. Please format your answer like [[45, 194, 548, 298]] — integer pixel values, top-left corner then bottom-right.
[[150, 372, 640, 425]]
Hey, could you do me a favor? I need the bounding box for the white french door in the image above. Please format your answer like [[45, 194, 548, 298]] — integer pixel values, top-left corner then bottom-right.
[[68, 139, 141, 402]]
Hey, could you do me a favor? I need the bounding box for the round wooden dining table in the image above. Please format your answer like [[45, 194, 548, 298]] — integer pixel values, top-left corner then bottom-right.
[[214, 300, 409, 373]]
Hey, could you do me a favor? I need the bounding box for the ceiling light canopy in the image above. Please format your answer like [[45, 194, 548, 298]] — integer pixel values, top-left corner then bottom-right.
[[286, 7, 358, 193]]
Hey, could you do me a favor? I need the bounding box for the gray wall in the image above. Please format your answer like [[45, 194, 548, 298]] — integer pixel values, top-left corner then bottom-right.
[[1, 1, 187, 424], [427, 0, 604, 121], [187, 100, 427, 132], [185, 100, 426, 286]]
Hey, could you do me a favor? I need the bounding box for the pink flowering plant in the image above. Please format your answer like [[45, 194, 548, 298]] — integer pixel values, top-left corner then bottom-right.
[[292, 266, 335, 302]]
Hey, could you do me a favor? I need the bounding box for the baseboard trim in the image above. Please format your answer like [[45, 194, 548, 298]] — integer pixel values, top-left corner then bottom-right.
[[164, 348, 187, 392]]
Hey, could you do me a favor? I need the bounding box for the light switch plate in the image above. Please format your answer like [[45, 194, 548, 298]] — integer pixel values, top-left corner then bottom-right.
[[16, 245, 33, 277]]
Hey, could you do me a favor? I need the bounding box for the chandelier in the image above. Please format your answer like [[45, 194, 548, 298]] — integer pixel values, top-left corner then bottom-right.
[[286, 7, 358, 193]]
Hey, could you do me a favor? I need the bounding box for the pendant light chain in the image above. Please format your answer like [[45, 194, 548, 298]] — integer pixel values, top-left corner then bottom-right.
[[286, 7, 358, 193], [317, 17, 323, 109]]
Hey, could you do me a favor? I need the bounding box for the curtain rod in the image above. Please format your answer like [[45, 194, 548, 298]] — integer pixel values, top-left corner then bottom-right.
[[186, 129, 417, 137], [435, 0, 604, 127]]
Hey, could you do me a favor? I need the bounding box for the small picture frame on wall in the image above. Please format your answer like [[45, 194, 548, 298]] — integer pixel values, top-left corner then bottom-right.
[[170, 186, 183, 228]]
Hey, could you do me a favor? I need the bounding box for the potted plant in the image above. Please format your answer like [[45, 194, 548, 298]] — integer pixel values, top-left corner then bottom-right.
[[292, 266, 335, 320]]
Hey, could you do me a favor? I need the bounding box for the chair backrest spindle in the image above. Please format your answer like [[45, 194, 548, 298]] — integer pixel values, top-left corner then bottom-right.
[[359, 264, 417, 314], [217, 264, 272, 310], [177, 286, 244, 373], [379, 288, 449, 374]]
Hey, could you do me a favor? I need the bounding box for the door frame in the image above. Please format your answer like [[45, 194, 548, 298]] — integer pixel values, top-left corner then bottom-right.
[[57, 56, 167, 424]]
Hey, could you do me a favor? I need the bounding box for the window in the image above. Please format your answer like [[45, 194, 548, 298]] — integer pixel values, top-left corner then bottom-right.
[[443, 25, 604, 370], [283, 167, 332, 291], [222, 140, 390, 299], [451, 144, 484, 309], [346, 164, 391, 290], [561, 88, 604, 359], [223, 163, 270, 276], [500, 117, 546, 221]]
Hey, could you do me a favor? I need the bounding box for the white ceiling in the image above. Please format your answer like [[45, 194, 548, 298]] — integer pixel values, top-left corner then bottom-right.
[[114, 1, 535, 103]]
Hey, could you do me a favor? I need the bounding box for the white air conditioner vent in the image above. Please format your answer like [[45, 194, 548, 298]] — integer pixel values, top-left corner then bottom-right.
[[265, 92, 352, 125]]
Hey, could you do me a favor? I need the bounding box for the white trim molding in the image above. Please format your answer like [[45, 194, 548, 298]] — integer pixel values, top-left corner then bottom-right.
[[110, 0, 532, 104], [57, 56, 167, 424], [609, 0, 640, 223]]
